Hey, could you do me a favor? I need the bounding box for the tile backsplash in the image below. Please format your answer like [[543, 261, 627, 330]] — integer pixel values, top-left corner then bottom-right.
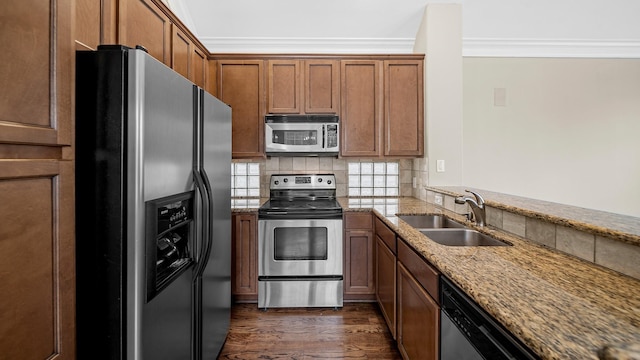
[[233, 157, 415, 198]]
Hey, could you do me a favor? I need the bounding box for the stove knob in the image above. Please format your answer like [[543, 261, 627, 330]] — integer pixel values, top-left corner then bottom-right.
[[327, 180, 332, 185], [283, 178, 288, 183], [318, 178, 323, 182], [274, 180, 279, 185]]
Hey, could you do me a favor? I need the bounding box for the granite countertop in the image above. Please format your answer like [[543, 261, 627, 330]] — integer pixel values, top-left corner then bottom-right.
[[427, 186, 640, 246], [339, 197, 640, 360]]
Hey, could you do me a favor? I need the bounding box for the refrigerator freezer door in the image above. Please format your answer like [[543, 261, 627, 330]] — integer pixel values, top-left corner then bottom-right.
[[196, 89, 232, 359], [128, 49, 195, 360]]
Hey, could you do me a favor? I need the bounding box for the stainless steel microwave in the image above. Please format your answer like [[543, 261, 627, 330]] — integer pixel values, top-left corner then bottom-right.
[[265, 114, 339, 156]]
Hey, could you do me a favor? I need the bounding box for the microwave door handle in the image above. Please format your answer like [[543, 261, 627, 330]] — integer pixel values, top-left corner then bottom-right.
[[322, 124, 326, 149]]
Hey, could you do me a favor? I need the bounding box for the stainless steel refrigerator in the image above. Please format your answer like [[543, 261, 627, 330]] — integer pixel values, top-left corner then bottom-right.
[[75, 45, 231, 360]]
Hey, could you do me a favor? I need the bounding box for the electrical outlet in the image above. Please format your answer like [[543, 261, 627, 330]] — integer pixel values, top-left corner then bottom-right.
[[434, 194, 443, 206]]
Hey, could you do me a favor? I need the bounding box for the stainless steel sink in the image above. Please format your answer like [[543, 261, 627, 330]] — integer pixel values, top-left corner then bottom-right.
[[398, 215, 465, 229], [420, 229, 511, 247]]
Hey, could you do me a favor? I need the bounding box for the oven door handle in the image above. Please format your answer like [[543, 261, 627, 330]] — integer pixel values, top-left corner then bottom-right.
[[192, 169, 211, 279]]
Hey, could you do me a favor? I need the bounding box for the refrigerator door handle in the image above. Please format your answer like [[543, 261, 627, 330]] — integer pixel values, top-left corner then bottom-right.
[[192, 169, 211, 278], [197, 169, 215, 274]]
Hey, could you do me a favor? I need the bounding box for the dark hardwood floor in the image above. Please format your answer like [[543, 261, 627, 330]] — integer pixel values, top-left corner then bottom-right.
[[218, 303, 402, 359]]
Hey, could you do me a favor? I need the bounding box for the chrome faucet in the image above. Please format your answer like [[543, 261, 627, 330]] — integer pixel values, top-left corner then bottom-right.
[[455, 190, 486, 226]]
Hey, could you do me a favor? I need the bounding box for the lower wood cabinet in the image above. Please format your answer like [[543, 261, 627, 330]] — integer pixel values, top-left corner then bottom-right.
[[375, 217, 397, 339], [0, 161, 75, 359], [376, 236, 397, 339], [397, 239, 440, 360], [344, 212, 376, 300], [231, 213, 258, 302]]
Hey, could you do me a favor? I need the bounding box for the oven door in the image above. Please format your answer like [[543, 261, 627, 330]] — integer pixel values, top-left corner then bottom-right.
[[258, 218, 343, 277]]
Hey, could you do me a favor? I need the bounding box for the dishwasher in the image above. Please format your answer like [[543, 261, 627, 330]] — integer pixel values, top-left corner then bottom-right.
[[440, 276, 539, 360]]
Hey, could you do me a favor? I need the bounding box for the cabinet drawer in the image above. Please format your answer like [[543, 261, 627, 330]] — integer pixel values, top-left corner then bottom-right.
[[375, 216, 396, 254], [398, 239, 439, 303], [344, 212, 373, 230]]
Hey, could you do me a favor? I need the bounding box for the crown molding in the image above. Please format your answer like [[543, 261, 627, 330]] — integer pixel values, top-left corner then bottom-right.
[[463, 38, 640, 58], [200, 36, 640, 58], [200, 37, 416, 54], [201, 36, 640, 58], [165, 0, 199, 36]]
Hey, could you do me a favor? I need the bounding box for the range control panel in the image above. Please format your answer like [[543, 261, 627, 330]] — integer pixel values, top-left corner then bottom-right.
[[270, 174, 336, 190]]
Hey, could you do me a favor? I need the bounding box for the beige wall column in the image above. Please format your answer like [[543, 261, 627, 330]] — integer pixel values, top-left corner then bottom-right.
[[413, 4, 464, 196]]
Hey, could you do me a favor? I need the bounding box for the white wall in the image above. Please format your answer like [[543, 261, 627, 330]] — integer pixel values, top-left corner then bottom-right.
[[462, 0, 640, 40], [462, 57, 640, 217]]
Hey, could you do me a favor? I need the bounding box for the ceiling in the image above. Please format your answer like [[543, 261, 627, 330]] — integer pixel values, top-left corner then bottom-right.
[[166, 0, 640, 57]]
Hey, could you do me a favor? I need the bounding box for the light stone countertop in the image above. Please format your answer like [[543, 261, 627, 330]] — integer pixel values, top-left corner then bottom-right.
[[427, 186, 640, 246], [339, 196, 640, 360]]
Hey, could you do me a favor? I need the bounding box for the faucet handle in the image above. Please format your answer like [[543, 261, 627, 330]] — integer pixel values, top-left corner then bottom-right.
[[464, 190, 485, 207]]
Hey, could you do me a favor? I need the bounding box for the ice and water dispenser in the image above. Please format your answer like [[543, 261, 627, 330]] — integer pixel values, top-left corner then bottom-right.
[[145, 192, 194, 301]]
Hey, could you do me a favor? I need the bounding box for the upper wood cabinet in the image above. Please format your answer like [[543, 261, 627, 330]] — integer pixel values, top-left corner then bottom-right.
[[340, 60, 383, 157], [170, 24, 208, 88], [1, 0, 73, 147], [192, 47, 208, 88], [171, 24, 191, 80], [267, 60, 301, 113], [305, 60, 340, 113], [216, 54, 422, 159], [218, 60, 266, 158], [384, 60, 424, 157], [75, 0, 102, 50], [267, 59, 339, 114], [119, 0, 171, 65], [341, 58, 424, 158]]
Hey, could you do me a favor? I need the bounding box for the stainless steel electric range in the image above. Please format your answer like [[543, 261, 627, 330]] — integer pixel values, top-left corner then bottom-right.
[[257, 174, 343, 309]]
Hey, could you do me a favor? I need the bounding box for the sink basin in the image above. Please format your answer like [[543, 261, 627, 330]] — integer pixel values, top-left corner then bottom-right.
[[420, 229, 511, 247], [398, 215, 465, 229]]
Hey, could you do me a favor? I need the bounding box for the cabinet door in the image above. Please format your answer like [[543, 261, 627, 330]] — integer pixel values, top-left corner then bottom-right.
[[340, 60, 383, 157], [0, 161, 75, 359], [191, 46, 207, 88], [344, 230, 375, 297], [384, 60, 424, 157], [218, 60, 265, 158], [267, 60, 301, 114], [119, 0, 171, 65], [305, 60, 339, 114], [376, 236, 397, 339], [171, 24, 191, 80], [397, 262, 439, 360], [232, 213, 258, 302], [75, 0, 101, 50], [1, 0, 72, 146]]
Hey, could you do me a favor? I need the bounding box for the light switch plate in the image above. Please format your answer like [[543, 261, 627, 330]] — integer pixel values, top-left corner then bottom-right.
[[494, 87, 507, 107], [436, 160, 445, 173]]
